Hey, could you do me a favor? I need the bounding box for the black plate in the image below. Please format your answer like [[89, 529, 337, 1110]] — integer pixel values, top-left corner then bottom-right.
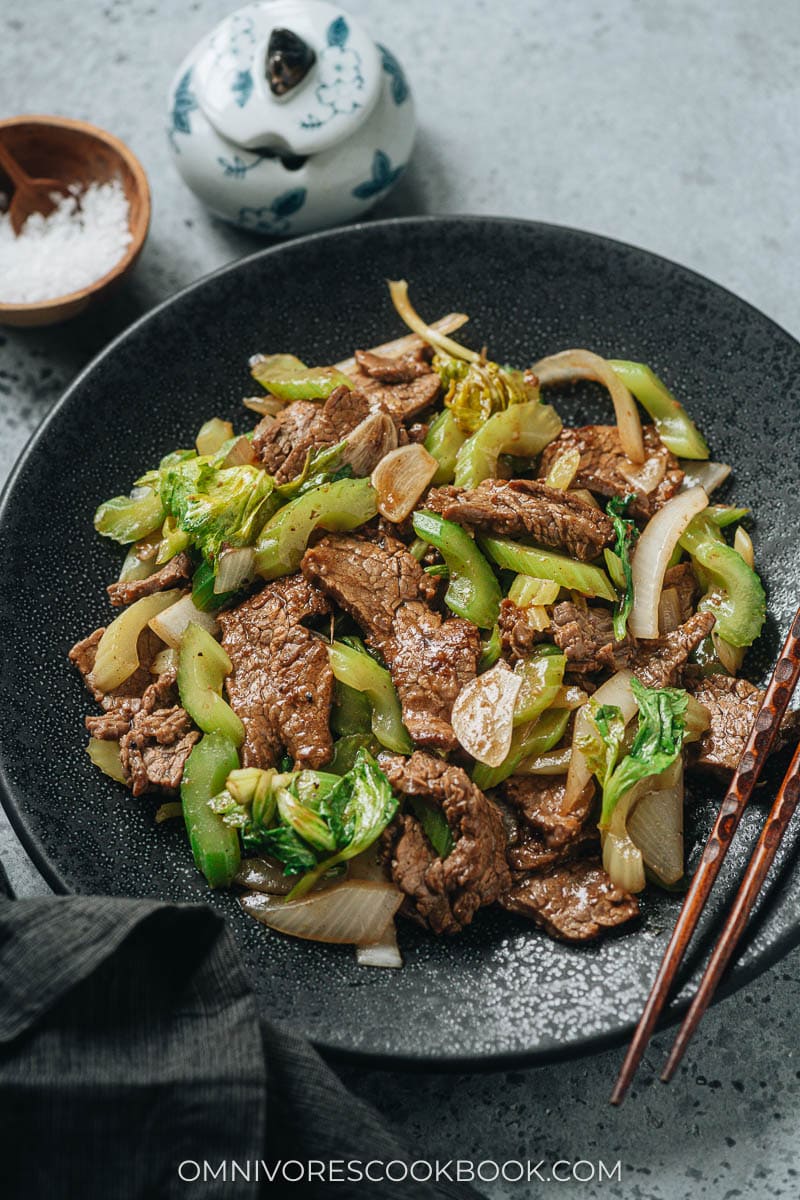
[[2, 216, 800, 1069]]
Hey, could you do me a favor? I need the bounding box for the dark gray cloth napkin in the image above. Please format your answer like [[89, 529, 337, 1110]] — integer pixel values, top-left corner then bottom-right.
[[0, 891, 481, 1200]]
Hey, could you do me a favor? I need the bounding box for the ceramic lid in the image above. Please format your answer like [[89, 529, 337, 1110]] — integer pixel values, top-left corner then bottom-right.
[[192, 0, 382, 156]]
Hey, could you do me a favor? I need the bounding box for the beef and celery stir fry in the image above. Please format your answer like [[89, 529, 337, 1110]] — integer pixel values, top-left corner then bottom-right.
[[70, 281, 797, 965]]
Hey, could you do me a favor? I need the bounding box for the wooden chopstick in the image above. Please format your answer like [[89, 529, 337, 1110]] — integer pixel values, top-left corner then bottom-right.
[[661, 738, 800, 1079], [610, 604, 800, 1106]]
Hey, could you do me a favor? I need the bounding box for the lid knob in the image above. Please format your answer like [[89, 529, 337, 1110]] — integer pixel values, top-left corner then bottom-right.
[[267, 27, 316, 96]]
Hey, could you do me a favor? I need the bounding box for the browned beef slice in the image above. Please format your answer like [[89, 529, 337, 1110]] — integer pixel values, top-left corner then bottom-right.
[[69, 626, 165, 710], [302, 533, 476, 750], [426, 479, 615, 562], [498, 598, 544, 659], [633, 611, 715, 689], [379, 751, 511, 935], [119, 705, 200, 797], [301, 531, 437, 647], [219, 575, 333, 769], [551, 601, 636, 674], [252, 387, 374, 482], [663, 562, 698, 624], [347, 368, 441, 423], [354, 347, 431, 383], [507, 825, 600, 873], [687, 673, 800, 777], [106, 552, 193, 607], [503, 776, 593, 849], [385, 603, 481, 750], [500, 859, 639, 942], [538, 425, 683, 520]]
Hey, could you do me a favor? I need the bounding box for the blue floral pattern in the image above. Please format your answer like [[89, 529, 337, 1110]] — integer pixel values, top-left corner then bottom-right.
[[352, 150, 405, 199], [217, 153, 262, 179], [377, 44, 409, 105], [170, 68, 198, 144], [301, 16, 364, 129], [232, 68, 254, 108], [238, 188, 307, 234]]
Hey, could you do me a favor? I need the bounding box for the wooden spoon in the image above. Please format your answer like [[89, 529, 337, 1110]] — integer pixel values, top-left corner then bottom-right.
[[0, 140, 73, 234]]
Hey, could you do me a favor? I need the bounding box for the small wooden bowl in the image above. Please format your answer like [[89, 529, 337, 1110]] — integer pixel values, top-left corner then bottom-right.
[[0, 115, 150, 327]]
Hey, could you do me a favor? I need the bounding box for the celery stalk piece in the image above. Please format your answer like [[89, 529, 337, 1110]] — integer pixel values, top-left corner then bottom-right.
[[331, 679, 373, 736], [513, 651, 567, 725], [424, 409, 468, 484], [327, 641, 412, 754], [507, 575, 560, 606], [94, 486, 165, 545], [695, 542, 766, 647], [481, 536, 617, 602], [472, 708, 570, 790], [177, 621, 245, 746], [478, 625, 502, 671], [412, 510, 501, 629], [251, 353, 353, 401], [254, 477, 378, 580], [196, 417, 234, 456], [453, 401, 563, 489], [90, 590, 182, 693], [155, 515, 191, 565], [181, 731, 241, 888], [276, 787, 337, 853], [608, 360, 710, 460], [118, 542, 159, 584]]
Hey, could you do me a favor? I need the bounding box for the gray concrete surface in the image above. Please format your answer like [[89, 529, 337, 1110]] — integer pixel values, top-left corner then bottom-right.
[[2, 1, 800, 1195]]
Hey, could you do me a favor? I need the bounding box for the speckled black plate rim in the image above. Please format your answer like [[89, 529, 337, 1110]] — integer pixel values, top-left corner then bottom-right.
[[2, 213, 800, 1074]]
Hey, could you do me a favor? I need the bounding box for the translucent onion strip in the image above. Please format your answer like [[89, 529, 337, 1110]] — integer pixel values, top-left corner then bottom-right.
[[334, 312, 469, 375], [679, 460, 731, 495], [564, 670, 637, 812], [627, 759, 684, 885], [451, 661, 522, 766], [531, 349, 645, 463], [356, 921, 403, 969], [239, 881, 403, 945], [149, 593, 219, 649], [734, 526, 754, 568], [629, 486, 709, 639], [371, 443, 438, 522], [388, 280, 480, 363]]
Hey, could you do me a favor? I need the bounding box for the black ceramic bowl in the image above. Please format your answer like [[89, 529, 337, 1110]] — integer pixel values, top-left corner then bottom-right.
[[2, 216, 800, 1068]]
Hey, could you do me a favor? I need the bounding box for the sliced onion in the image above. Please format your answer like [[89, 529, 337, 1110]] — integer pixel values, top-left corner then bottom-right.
[[564, 669, 637, 812], [713, 630, 745, 675], [629, 486, 709, 639], [388, 282, 480, 363], [151, 646, 178, 675], [569, 488, 601, 510], [658, 586, 682, 635], [618, 453, 666, 496], [545, 446, 581, 491], [335, 312, 469, 375], [734, 525, 754, 568], [553, 685, 589, 710], [242, 396, 283, 417], [356, 921, 403, 969], [627, 759, 684, 885], [679, 460, 731, 494], [221, 435, 257, 467], [239, 880, 403, 945], [235, 856, 294, 895], [89, 590, 179, 693], [148, 593, 219, 649], [196, 417, 234, 456], [451, 661, 522, 766], [371, 443, 438, 523], [602, 809, 646, 892], [118, 543, 158, 583], [214, 546, 256, 594], [531, 349, 645, 463], [86, 737, 126, 783], [341, 411, 398, 476]]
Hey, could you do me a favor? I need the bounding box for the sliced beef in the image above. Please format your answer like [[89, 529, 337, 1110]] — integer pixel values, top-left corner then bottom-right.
[[538, 424, 683, 520], [498, 598, 546, 659], [347, 365, 441, 423], [302, 531, 436, 645], [500, 859, 639, 942], [379, 751, 510, 935], [633, 610, 715, 689], [302, 533, 478, 750], [507, 824, 600, 873], [218, 575, 333, 769], [687, 673, 800, 777], [425, 479, 615, 561], [503, 776, 593, 850], [252, 386, 373, 483], [354, 347, 431, 383], [386, 602, 481, 749], [551, 601, 636, 674], [106, 551, 193, 607], [69, 626, 165, 710], [662, 562, 698, 625], [119, 705, 200, 797]]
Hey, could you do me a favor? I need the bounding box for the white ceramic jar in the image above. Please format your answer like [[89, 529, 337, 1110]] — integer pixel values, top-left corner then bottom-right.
[[167, 0, 415, 235]]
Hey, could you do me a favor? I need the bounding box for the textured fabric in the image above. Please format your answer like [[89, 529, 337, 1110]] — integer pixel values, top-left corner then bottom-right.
[[0, 895, 479, 1200]]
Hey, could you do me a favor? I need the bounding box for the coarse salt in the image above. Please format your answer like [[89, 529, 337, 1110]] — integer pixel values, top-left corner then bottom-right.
[[0, 180, 132, 304]]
